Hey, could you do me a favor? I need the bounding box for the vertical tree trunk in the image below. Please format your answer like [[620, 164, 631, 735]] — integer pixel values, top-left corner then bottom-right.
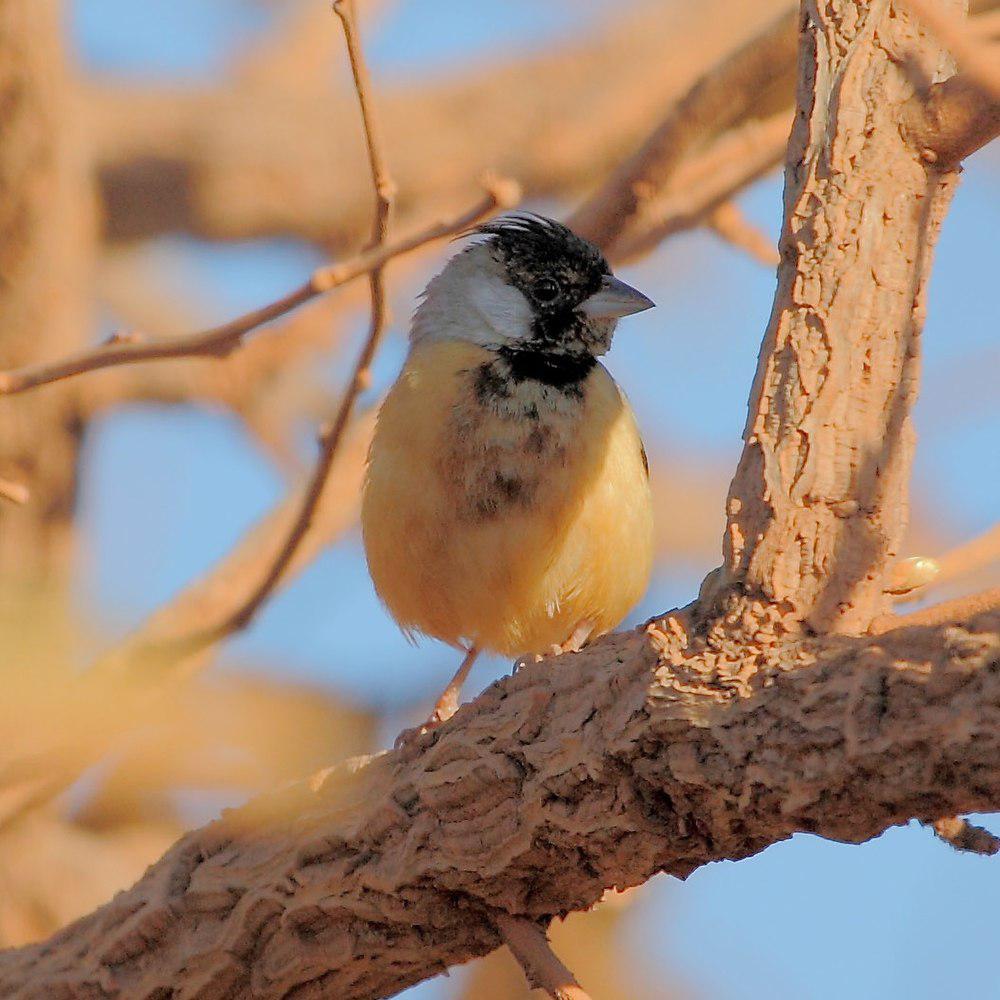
[[0, 0, 94, 644], [718, 0, 962, 634]]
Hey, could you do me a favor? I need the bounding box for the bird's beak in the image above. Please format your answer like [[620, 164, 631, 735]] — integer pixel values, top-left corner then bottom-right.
[[579, 274, 655, 320]]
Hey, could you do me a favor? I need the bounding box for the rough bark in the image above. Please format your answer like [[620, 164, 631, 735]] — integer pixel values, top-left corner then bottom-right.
[[1, 613, 998, 999], [715, 0, 964, 634]]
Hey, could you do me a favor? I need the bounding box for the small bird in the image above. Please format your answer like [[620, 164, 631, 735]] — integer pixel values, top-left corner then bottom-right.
[[362, 214, 654, 730]]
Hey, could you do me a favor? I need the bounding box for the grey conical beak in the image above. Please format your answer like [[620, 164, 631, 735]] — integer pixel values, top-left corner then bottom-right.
[[579, 274, 655, 320]]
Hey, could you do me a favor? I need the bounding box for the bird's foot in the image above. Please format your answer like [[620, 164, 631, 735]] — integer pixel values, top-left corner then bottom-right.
[[393, 682, 465, 750], [555, 619, 598, 656]]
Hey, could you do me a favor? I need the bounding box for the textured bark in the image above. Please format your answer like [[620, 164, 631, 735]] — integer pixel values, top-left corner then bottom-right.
[[1, 613, 998, 999], [717, 0, 964, 634]]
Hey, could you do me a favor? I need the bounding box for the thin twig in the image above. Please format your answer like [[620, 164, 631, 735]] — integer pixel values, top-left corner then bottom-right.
[[0, 476, 30, 504], [901, 0, 1000, 101], [214, 0, 395, 638], [0, 184, 516, 396], [494, 914, 593, 1000], [871, 585, 1000, 634]]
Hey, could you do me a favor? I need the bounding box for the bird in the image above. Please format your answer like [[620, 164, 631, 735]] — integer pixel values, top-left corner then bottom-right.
[[361, 213, 655, 733]]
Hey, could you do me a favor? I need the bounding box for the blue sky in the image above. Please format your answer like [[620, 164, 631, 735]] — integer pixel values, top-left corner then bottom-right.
[[72, 2, 1000, 998]]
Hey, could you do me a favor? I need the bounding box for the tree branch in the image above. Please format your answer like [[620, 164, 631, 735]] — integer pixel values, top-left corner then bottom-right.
[[705, 201, 779, 267], [609, 110, 791, 264], [0, 184, 517, 396], [716, 0, 967, 635], [2, 613, 998, 999], [569, 10, 797, 252], [901, 0, 1000, 101], [873, 584, 1000, 634], [203, 0, 396, 643], [903, 72, 1000, 169], [495, 914, 593, 1000]]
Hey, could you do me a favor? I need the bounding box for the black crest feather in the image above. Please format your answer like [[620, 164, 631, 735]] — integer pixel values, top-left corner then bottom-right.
[[466, 213, 603, 266], [462, 212, 609, 297]]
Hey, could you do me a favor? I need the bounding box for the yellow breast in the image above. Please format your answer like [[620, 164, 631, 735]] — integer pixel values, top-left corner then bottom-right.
[[361, 339, 653, 657]]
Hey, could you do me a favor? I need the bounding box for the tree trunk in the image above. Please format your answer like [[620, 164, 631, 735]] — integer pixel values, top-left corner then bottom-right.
[[717, 0, 963, 635]]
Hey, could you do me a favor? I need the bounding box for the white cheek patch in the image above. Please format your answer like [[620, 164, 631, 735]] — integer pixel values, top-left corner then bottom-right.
[[409, 243, 535, 349], [465, 272, 534, 347]]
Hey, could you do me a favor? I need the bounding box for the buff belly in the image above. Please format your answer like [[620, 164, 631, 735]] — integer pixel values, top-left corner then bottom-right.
[[361, 339, 653, 657]]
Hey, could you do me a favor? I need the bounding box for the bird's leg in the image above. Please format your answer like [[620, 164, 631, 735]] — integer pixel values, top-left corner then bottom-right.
[[430, 645, 481, 724], [394, 645, 480, 750], [549, 618, 597, 656]]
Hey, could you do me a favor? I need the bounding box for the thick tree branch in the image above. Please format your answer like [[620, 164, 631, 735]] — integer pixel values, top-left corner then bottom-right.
[[1, 613, 998, 999], [715, 0, 967, 634], [903, 72, 1000, 168]]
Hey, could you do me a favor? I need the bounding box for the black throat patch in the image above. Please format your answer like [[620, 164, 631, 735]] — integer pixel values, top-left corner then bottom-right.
[[496, 345, 596, 391]]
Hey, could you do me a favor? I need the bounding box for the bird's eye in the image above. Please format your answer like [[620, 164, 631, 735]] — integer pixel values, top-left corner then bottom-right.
[[533, 278, 560, 304]]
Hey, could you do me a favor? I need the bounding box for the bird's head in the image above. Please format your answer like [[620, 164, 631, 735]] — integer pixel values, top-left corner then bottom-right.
[[411, 213, 654, 361]]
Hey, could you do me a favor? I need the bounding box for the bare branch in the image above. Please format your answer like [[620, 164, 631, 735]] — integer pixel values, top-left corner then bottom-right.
[[91, 1, 796, 246], [495, 914, 593, 1000], [903, 71, 1000, 168], [570, 10, 797, 252], [610, 111, 791, 263], [933, 521, 1000, 589], [206, 0, 396, 642], [0, 183, 517, 397], [2, 614, 999, 999], [872, 585, 1000, 634]]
